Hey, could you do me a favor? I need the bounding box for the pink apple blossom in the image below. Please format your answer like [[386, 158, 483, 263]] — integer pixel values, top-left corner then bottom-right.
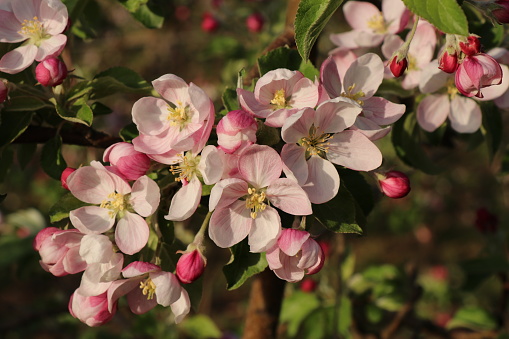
[[455, 53, 503, 98], [69, 289, 117, 327], [35, 56, 67, 86], [266, 228, 325, 282], [281, 98, 382, 204], [103, 142, 151, 181], [176, 249, 206, 284], [216, 109, 257, 154], [377, 170, 410, 198], [237, 68, 319, 127], [0, 0, 68, 74], [60, 167, 75, 190], [131, 74, 215, 164], [66, 161, 160, 255], [482, 48, 509, 108], [208, 145, 312, 252], [330, 0, 410, 49]]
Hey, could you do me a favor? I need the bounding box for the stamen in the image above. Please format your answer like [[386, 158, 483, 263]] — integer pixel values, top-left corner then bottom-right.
[[340, 84, 365, 106], [167, 101, 190, 128], [299, 124, 334, 158], [407, 54, 418, 72], [140, 278, 156, 300], [99, 192, 126, 217], [366, 13, 387, 34], [18, 16, 49, 45], [245, 187, 267, 219], [270, 89, 290, 109], [169, 153, 200, 182], [446, 78, 458, 99]]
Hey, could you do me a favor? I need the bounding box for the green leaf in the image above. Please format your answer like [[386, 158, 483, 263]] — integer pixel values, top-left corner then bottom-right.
[[391, 112, 443, 175], [313, 184, 364, 234], [180, 315, 222, 339], [299, 60, 320, 80], [52, 98, 94, 126], [0, 146, 13, 182], [222, 87, 239, 112], [91, 67, 152, 99], [0, 236, 34, 269], [280, 291, 321, 337], [447, 306, 497, 331], [258, 47, 302, 76], [480, 101, 502, 160], [298, 300, 352, 339], [402, 0, 468, 35], [338, 169, 374, 216], [91, 102, 113, 116], [255, 122, 281, 146], [0, 111, 33, 147], [119, 123, 139, 142], [295, 0, 345, 62], [41, 136, 67, 180], [16, 143, 37, 169], [132, 3, 164, 29], [67, 81, 94, 101], [223, 239, 268, 290], [3, 96, 49, 112], [49, 192, 90, 223]]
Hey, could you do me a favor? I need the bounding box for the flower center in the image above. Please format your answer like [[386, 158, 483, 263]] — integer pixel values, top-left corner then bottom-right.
[[167, 101, 190, 129], [140, 277, 156, 300], [446, 78, 458, 99], [367, 13, 387, 34], [169, 152, 200, 183], [270, 89, 291, 109], [18, 16, 50, 46], [340, 84, 365, 106], [299, 124, 334, 159], [100, 192, 127, 217], [407, 54, 418, 71], [245, 187, 267, 219]]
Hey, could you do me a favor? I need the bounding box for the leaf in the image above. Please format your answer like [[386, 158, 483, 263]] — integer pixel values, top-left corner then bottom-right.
[[480, 101, 502, 160], [221, 87, 239, 112], [258, 47, 302, 76], [66, 81, 94, 101], [313, 184, 364, 234], [0, 111, 33, 147], [180, 315, 222, 339], [447, 306, 497, 331], [3, 96, 49, 112], [41, 136, 67, 180], [90, 102, 113, 116], [280, 292, 321, 337], [223, 238, 268, 290], [0, 236, 34, 269], [119, 123, 139, 142], [295, 0, 345, 62], [52, 98, 93, 126], [255, 122, 281, 146], [0, 146, 13, 182], [16, 143, 37, 169], [402, 0, 468, 35], [132, 3, 164, 29], [338, 169, 374, 216], [298, 300, 352, 339], [91, 67, 152, 99], [49, 192, 90, 223], [299, 60, 320, 80]]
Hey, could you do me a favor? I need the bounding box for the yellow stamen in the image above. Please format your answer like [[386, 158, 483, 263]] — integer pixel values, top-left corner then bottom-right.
[[99, 192, 126, 217], [340, 84, 365, 106], [245, 187, 267, 219], [18, 16, 49, 45], [167, 101, 190, 129], [367, 13, 387, 34], [140, 278, 156, 300], [299, 124, 334, 159], [407, 54, 418, 72], [446, 78, 458, 99], [169, 152, 200, 182], [270, 89, 290, 109]]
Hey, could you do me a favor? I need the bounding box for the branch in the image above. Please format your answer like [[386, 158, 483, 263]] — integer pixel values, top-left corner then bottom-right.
[[13, 125, 122, 148]]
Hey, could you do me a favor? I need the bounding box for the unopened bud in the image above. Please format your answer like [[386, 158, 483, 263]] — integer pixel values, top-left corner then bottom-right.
[[459, 35, 481, 56], [176, 249, 206, 284], [300, 278, 318, 293], [0, 79, 7, 103], [377, 170, 411, 199], [246, 13, 264, 33], [61, 167, 76, 190], [389, 55, 408, 78], [439, 50, 459, 73], [201, 12, 219, 33], [35, 57, 68, 87]]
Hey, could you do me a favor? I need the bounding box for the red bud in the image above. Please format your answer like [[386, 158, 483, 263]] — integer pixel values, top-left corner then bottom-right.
[[201, 12, 219, 33], [493, 0, 509, 23], [176, 249, 206, 284], [378, 170, 411, 199], [300, 278, 318, 293], [246, 13, 264, 33], [438, 50, 459, 73], [61, 167, 76, 190], [389, 56, 408, 78], [459, 36, 481, 56], [35, 57, 68, 87]]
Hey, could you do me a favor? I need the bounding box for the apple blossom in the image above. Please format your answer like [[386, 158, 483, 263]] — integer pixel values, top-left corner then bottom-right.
[[438, 50, 459, 74], [459, 35, 481, 57], [69, 289, 117, 327], [376, 170, 410, 198], [60, 167, 75, 190], [216, 109, 257, 154], [201, 12, 219, 32], [176, 249, 206, 284], [0, 0, 68, 74], [35, 56, 67, 87], [208, 145, 312, 252], [103, 142, 151, 181], [455, 53, 503, 98]]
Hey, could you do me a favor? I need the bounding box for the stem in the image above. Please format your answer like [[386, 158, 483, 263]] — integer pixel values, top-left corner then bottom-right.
[[396, 16, 420, 60]]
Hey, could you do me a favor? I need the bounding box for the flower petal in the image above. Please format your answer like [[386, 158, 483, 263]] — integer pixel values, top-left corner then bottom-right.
[[132, 97, 170, 136], [248, 206, 281, 253], [165, 177, 202, 221], [278, 229, 310, 256], [266, 178, 312, 215], [327, 130, 382, 171], [130, 175, 160, 217], [449, 96, 482, 133], [115, 212, 149, 255], [209, 178, 248, 212], [171, 288, 191, 324], [281, 144, 308, 186], [343, 53, 384, 99], [151, 271, 182, 307], [70, 206, 115, 234], [238, 145, 283, 188], [302, 155, 340, 204], [416, 94, 450, 132], [0, 44, 37, 74], [208, 200, 252, 249]]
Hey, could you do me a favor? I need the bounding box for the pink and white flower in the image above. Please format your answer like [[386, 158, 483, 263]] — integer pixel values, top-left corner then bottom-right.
[[281, 98, 383, 204], [69, 289, 117, 327], [330, 0, 410, 49], [103, 142, 151, 181], [455, 53, 503, 98], [237, 69, 319, 127], [176, 249, 206, 284], [208, 145, 312, 252], [67, 161, 160, 255], [216, 109, 257, 154], [266, 228, 324, 282], [132, 74, 215, 164], [0, 0, 68, 74]]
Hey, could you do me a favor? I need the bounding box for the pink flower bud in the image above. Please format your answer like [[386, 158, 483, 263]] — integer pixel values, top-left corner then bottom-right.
[[300, 278, 318, 293], [475, 207, 498, 233], [246, 13, 264, 33], [459, 36, 481, 56], [493, 0, 509, 23], [217, 110, 257, 154], [175, 6, 191, 22], [176, 249, 206, 284], [439, 50, 459, 73], [378, 171, 411, 199], [69, 289, 116, 327], [455, 53, 503, 98], [35, 57, 68, 87], [201, 12, 219, 33], [61, 167, 76, 190], [103, 142, 151, 181], [389, 55, 408, 78], [0, 79, 7, 103]]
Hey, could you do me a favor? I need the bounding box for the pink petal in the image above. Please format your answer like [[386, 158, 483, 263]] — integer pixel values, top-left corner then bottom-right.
[[383, 0, 410, 34], [62, 246, 88, 274], [79, 234, 113, 264], [479, 64, 509, 101], [127, 286, 158, 314], [115, 212, 150, 255], [419, 60, 450, 94], [0, 44, 37, 74], [130, 176, 160, 217], [351, 116, 392, 141], [198, 145, 224, 185], [281, 144, 308, 186], [266, 246, 283, 270], [35, 34, 67, 61], [188, 82, 214, 123], [171, 288, 191, 324], [238, 145, 283, 188], [327, 130, 382, 171], [132, 129, 178, 156], [208, 200, 252, 248], [266, 178, 312, 215], [343, 1, 381, 30], [381, 34, 403, 60], [107, 278, 142, 313], [132, 97, 170, 136], [330, 30, 384, 49], [152, 74, 190, 105], [67, 166, 123, 204], [278, 228, 310, 256], [12, 0, 37, 21], [315, 98, 362, 133], [151, 271, 182, 306], [281, 108, 314, 143], [288, 77, 319, 109], [302, 155, 340, 204], [237, 88, 272, 118], [248, 206, 281, 252], [70, 206, 115, 234], [38, 0, 68, 35], [165, 177, 202, 221], [416, 94, 450, 132], [298, 238, 322, 270], [265, 108, 301, 128], [362, 97, 406, 125], [320, 56, 343, 98], [343, 53, 384, 99], [272, 254, 304, 282], [122, 261, 160, 278], [0, 9, 24, 42], [209, 178, 248, 212], [449, 96, 482, 133]]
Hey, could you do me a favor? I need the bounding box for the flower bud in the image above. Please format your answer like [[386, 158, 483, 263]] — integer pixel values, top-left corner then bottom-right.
[[246, 13, 264, 33], [475, 207, 498, 233], [455, 53, 503, 98], [69, 289, 116, 327], [217, 110, 257, 154], [377, 170, 411, 199], [438, 50, 459, 73], [35, 57, 68, 87], [459, 35, 481, 56], [389, 55, 408, 78], [493, 0, 509, 23], [300, 278, 318, 293], [60, 167, 76, 190], [103, 142, 150, 181], [201, 12, 219, 33], [0, 79, 8, 103], [176, 249, 206, 284]]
